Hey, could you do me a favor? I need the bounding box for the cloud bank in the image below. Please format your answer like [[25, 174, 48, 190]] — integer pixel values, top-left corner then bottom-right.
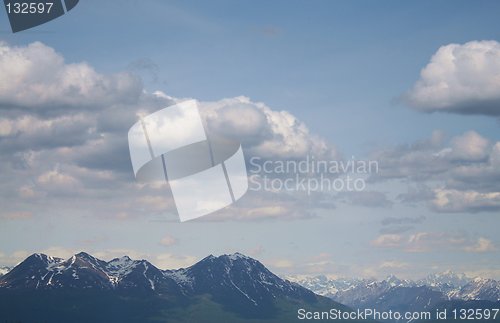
[[406, 40, 500, 116]]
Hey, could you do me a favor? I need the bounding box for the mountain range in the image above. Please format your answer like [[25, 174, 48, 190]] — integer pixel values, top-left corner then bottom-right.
[[288, 273, 500, 322], [2, 253, 499, 323], [0, 252, 357, 323]]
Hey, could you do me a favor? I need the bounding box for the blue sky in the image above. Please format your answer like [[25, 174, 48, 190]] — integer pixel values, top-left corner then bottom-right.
[[0, 0, 499, 279]]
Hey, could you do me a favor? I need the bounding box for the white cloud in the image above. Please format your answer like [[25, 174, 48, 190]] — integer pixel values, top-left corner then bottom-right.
[[200, 96, 339, 160], [371, 231, 496, 254], [0, 41, 142, 110], [406, 40, 500, 115], [464, 238, 496, 253], [449, 131, 490, 162], [406, 232, 466, 253], [37, 169, 79, 186], [371, 130, 500, 213], [432, 189, 500, 213], [371, 234, 402, 248]]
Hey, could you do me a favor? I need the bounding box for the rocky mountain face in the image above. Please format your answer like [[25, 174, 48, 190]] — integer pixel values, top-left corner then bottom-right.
[[288, 272, 500, 322], [0, 252, 347, 323], [288, 271, 500, 305]]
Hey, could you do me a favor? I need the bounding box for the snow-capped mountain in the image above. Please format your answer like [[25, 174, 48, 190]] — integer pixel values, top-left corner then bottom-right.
[[449, 277, 500, 302], [287, 274, 415, 307], [0, 252, 346, 323], [0, 252, 316, 304], [0, 252, 178, 292], [164, 252, 315, 303], [417, 270, 470, 294], [289, 273, 499, 322], [0, 266, 10, 276], [288, 272, 499, 307]]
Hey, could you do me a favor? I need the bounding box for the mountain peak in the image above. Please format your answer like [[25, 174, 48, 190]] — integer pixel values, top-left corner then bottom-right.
[[0, 251, 332, 321], [27, 252, 49, 260], [75, 251, 95, 259], [226, 252, 251, 260]]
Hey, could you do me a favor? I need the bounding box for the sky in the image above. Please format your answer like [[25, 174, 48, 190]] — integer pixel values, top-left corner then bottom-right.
[[0, 0, 500, 280]]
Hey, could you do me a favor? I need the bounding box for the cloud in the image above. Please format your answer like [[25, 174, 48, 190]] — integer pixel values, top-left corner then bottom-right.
[[268, 258, 294, 269], [405, 40, 500, 116], [199, 96, 340, 160], [432, 189, 500, 213], [371, 232, 496, 254], [379, 215, 426, 234], [154, 253, 197, 269], [0, 41, 142, 112], [0, 114, 98, 153], [397, 184, 437, 205], [338, 190, 393, 208], [449, 131, 490, 162], [370, 130, 450, 182], [370, 130, 500, 213], [0, 250, 30, 266], [464, 238, 496, 253], [371, 234, 403, 248], [247, 245, 265, 257], [381, 215, 426, 226], [37, 168, 79, 187], [0, 41, 386, 223], [159, 235, 177, 247], [406, 232, 466, 253]]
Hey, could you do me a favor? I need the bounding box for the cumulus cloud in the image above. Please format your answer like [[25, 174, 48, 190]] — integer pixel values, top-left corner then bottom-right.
[[0, 41, 347, 223], [370, 130, 450, 181], [0, 41, 142, 111], [0, 114, 98, 153], [406, 40, 500, 115], [449, 131, 490, 162], [199, 96, 339, 160], [371, 130, 500, 213]]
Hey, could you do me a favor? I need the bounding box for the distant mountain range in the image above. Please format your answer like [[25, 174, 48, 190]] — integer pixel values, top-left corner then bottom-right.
[[0, 252, 358, 323], [288, 273, 500, 322], [1, 253, 499, 323]]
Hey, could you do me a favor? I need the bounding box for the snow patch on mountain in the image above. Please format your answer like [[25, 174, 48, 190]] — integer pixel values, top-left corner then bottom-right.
[[288, 271, 499, 305], [0, 267, 10, 276]]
